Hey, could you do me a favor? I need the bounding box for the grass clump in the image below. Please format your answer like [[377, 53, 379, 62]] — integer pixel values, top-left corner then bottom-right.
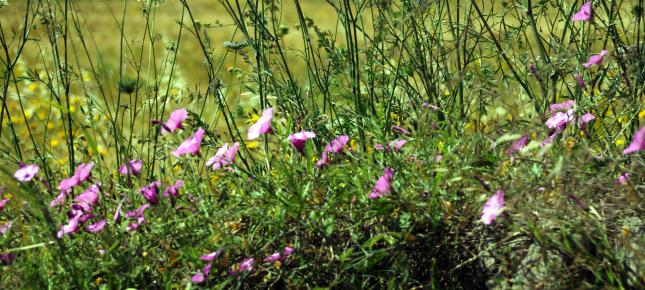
[[0, 0, 643, 288]]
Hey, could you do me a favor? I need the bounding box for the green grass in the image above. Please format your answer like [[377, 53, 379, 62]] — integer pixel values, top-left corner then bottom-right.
[[0, 0, 643, 288]]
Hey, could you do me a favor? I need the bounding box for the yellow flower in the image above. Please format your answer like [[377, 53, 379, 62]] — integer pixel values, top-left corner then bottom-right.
[[565, 137, 575, 150], [617, 116, 628, 124], [210, 175, 220, 185], [38, 111, 47, 119], [169, 87, 179, 96], [247, 114, 260, 124], [638, 109, 645, 119], [28, 83, 39, 92], [390, 113, 398, 122], [614, 138, 626, 147], [350, 139, 358, 151], [444, 89, 451, 97], [437, 140, 444, 151], [69, 105, 76, 113], [50, 139, 60, 147], [246, 140, 259, 150]]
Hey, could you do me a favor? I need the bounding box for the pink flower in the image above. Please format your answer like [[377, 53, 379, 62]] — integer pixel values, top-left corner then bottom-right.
[[118, 159, 143, 175], [373, 144, 386, 151], [481, 190, 505, 225], [14, 164, 39, 182], [0, 222, 12, 235], [316, 135, 350, 167], [326, 135, 350, 154], [615, 172, 630, 185], [369, 168, 394, 199], [74, 184, 100, 211], [282, 246, 294, 257], [545, 109, 575, 132], [507, 135, 529, 162], [191, 272, 206, 283], [163, 180, 184, 198], [155, 108, 188, 134], [574, 73, 586, 88], [571, 1, 592, 22], [49, 191, 67, 207], [205, 142, 239, 171], [58, 162, 94, 191], [264, 252, 281, 263], [288, 131, 316, 153], [192, 263, 213, 283], [391, 125, 410, 135], [172, 128, 205, 157], [623, 127, 645, 154], [85, 220, 106, 233], [113, 201, 123, 223], [578, 112, 596, 132], [548, 100, 575, 113], [389, 139, 408, 152], [582, 50, 609, 68], [0, 198, 8, 211], [140, 181, 161, 205], [200, 250, 223, 262], [125, 204, 149, 232], [238, 258, 255, 272], [57, 212, 82, 238], [248, 108, 273, 140]]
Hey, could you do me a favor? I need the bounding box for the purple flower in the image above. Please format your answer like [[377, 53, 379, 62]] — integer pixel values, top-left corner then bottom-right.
[[85, 220, 106, 233], [572, 1, 592, 22], [172, 128, 205, 157], [369, 168, 394, 199], [248, 108, 273, 140], [373, 144, 386, 151], [481, 190, 505, 225], [623, 127, 645, 155], [140, 181, 161, 205], [288, 131, 316, 154], [118, 159, 143, 175], [157, 108, 188, 134], [206, 142, 239, 171], [163, 180, 184, 198], [1, 253, 15, 266], [583, 50, 609, 68], [392, 125, 410, 135], [74, 184, 100, 211], [14, 164, 39, 182]]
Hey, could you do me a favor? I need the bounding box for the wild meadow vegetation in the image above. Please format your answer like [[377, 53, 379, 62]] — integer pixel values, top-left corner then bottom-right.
[[0, 0, 644, 288]]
